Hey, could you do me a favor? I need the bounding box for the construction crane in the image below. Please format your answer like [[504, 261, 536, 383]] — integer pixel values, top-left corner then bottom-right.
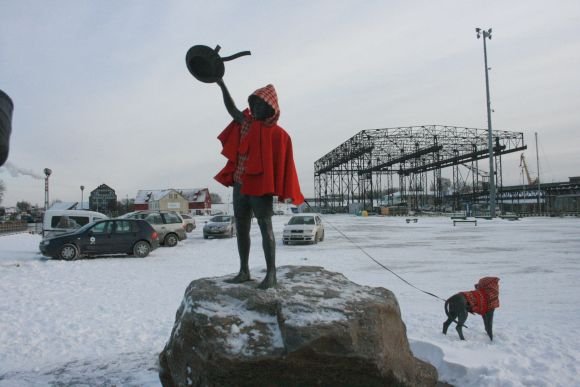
[[519, 153, 538, 185]]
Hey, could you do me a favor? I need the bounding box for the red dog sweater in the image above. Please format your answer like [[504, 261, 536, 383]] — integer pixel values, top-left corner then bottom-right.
[[461, 276, 500, 315]]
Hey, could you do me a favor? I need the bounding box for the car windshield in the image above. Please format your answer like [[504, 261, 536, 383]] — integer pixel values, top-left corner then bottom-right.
[[210, 216, 231, 223], [288, 216, 315, 225]]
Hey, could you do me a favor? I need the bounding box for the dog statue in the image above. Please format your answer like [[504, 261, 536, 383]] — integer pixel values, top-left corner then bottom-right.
[[442, 277, 500, 341]]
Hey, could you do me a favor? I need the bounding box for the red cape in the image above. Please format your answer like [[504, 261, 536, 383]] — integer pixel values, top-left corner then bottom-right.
[[215, 111, 304, 205]]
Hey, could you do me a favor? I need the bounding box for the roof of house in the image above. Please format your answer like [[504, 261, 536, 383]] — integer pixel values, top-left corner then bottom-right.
[[135, 188, 209, 204], [91, 183, 115, 193], [176, 188, 209, 202]]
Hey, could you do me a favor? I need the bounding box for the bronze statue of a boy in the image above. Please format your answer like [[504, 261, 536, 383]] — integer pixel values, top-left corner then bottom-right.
[[214, 80, 303, 289]]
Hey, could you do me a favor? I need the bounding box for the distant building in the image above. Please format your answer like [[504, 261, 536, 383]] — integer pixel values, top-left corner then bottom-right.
[[89, 184, 117, 214], [134, 188, 211, 214], [134, 189, 189, 213], [544, 176, 580, 214]]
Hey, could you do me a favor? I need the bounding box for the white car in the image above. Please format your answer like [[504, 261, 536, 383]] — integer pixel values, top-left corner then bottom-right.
[[181, 214, 196, 233], [42, 209, 108, 239], [282, 213, 325, 245]]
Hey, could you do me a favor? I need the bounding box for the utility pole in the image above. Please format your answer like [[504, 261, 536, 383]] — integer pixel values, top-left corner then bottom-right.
[[535, 132, 541, 214], [80, 185, 84, 210], [476, 27, 496, 217], [43, 168, 52, 238], [43, 168, 52, 211]]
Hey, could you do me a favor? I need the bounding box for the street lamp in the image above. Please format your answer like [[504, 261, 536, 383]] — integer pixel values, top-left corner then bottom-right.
[[43, 168, 52, 211], [80, 185, 85, 210], [476, 27, 496, 218], [43, 168, 52, 238]]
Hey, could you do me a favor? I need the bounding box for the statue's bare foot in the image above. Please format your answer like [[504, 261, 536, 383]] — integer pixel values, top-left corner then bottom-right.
[[257, 273, 277, 289], [225, 272, 251, 283]]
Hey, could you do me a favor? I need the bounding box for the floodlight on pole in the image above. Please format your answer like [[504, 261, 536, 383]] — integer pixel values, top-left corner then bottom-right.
[[43, 168, 52, 212], [80, 185, 85, 210], [43, 168, 52, 238], [476, 26, 496, 218]]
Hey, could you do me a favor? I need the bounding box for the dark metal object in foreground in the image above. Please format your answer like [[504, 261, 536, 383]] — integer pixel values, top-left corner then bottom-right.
[[0, 89, 13, 166]]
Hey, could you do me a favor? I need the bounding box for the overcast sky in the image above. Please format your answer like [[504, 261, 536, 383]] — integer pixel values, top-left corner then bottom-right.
[[1, 0, 579, 208]]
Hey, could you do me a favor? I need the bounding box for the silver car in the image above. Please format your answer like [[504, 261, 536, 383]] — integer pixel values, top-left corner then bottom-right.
[[120, 211, 187, 247], [203, 215, 236, 239]]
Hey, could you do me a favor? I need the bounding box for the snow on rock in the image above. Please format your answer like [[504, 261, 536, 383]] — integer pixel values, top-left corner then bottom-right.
[[158, 265, 438, 387]]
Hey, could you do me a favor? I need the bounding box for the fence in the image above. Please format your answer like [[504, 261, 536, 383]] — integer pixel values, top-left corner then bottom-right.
[[0, 221, 42, 235]]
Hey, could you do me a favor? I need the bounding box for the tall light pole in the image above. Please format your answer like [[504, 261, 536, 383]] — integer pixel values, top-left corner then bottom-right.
[[476, 27, 496, 217], [80, 185, 85, 210], [43, 168, 52, 211], [43, 168, 52, 238], [535, 132, 541, 213]]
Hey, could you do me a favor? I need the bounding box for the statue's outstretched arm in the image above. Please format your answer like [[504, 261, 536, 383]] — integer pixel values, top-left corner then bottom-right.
[[216, 79, 244, 124]]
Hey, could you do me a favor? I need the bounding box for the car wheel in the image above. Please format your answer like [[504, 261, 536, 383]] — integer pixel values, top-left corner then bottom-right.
[[133, 241, 151, 258], [320, 230, 325, 242], [164, 233, 178, 247], [186, 224, 194, 233], [204, 234, 208, 239], [59, 244, 78, 261], [283, 241, 288, 245], [313, 233, 319, 244]]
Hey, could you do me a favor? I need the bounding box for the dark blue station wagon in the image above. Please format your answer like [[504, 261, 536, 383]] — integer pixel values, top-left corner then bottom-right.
[[39, 219, 160, 260]]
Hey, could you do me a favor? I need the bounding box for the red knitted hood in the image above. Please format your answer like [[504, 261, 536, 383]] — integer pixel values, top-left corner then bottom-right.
[[476, 277, 500, 294], [249, 84, 280, 126]]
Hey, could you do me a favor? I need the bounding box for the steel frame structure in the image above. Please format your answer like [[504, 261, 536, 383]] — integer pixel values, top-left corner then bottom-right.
[[314, 125, 526, 212]]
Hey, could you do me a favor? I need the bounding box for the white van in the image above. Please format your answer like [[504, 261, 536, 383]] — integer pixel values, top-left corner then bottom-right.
[[42, 210, 108, 238]]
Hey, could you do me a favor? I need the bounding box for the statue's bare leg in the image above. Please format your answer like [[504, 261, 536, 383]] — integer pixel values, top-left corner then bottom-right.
[[226, 215, 252, 283], [257, 216, 277, 289]]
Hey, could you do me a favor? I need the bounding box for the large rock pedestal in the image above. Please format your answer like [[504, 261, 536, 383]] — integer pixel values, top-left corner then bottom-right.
[[159, 265, 437, 387]]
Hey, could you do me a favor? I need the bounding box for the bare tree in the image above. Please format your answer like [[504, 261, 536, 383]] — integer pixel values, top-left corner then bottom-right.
[[210, 193, 222, 204], [430, 177, 452, 194], [16, 201, 32, 213]]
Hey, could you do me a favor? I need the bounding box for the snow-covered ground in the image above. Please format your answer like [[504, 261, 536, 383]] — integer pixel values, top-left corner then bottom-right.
[[1, 215, 579, 386]]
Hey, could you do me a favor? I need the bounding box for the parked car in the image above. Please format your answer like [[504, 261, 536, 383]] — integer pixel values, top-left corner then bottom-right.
[[203, 215, 236, 239], [181, 213, 196, 233], [39, 219, 159, 260], [120, 211, 187, 247], [282, 213, 325, 245], [42, 209, 108, 239]]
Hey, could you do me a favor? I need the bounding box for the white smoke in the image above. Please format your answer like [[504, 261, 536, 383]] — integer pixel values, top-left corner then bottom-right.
[[0, 161, 43, 180]]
